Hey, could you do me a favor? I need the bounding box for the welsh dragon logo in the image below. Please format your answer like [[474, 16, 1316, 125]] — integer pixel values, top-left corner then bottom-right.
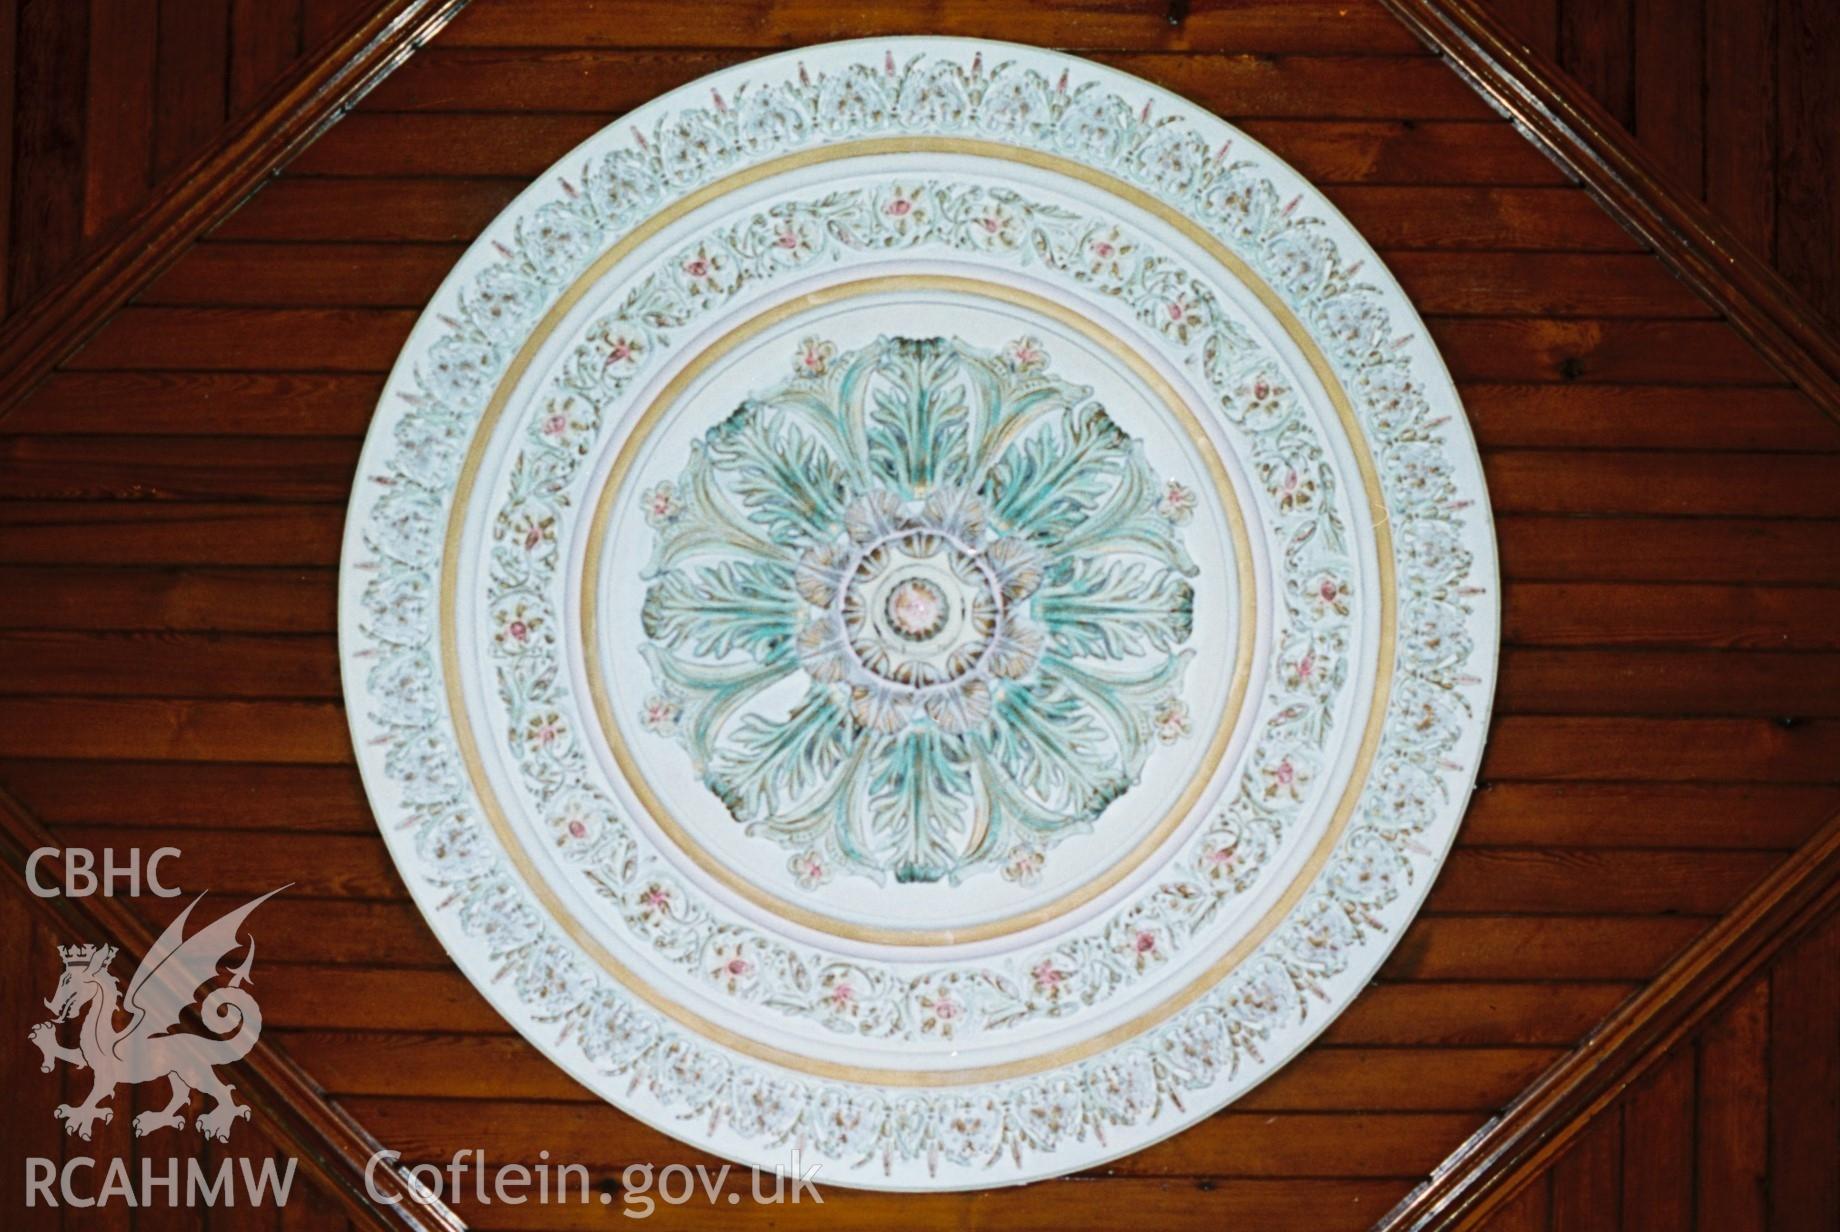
[[29, 888, 283, 1142]]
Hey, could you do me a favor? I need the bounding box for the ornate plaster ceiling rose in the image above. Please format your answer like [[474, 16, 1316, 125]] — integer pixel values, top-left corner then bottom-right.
[[340, 38, 1499, 1190]]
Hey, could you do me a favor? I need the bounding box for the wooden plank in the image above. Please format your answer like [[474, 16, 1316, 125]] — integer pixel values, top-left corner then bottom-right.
[[1486, 0, 1557, 60], [0, 631, 343, 698], [230, 0, 304, 113], [1495, 649, 1840, 717], [48, 826, 398, 897], [0, 698, 352, 763], [4, 372, 384, 436], [1477, 716, 1840, 783], [140, 241, 463, 307], [1475, 1174, 1550, 1232], [433, 0, 1432, 54], [138, 896, 443, 967], [1767, 908, 1840, 1232], [1096, 51, 1493, 120], [1619, 1043, 1695, 1231], [0, 0, 474, 423], [0, 503, 345, 566], [1319, 982, 1638, 1047], [363, 47, 1471, 121], [152, 0, 230, 179], [1424, 848, 1779, 916], [1632, 0, 1705, 195], [1703, 0, 1776, 257], [1557, 0, 1634, 129], [0, 885, 68, 1225], [1239, 118, 1567, 186], [1485, 451, 1840, 516], [1695, 974, 1769, 1232], [280, 1166, 363, 1232], [260, 965, 513, 1033], [1497, 516, 1840, 583], [1387, 251, 1713, 317], [1460, 782, 1840, 849], [0, 0, 16, 317], [0, 760, 371, 831], [1547, 1107, 1621, 1231], [10, 0, 90, 312], [1373, 812, 1840, 1232], [1379, 0, 1840, 430], [82, 0, 158, 238], [1380, 915, 1705, 982], [1246, 1046, 1565, 1114], [1463, 384, 1840, 452], [209, 176, 518, 244], [0, 566, 337, 633], [304, 0, 368, 47], [1504, 582, 1840, 651], [294, 111, 1567, 185], [0, 436, 358, 501], [1774, 0, 1840, 327], [1427, 318, 1785, 385], [67, 307, 413, 372]]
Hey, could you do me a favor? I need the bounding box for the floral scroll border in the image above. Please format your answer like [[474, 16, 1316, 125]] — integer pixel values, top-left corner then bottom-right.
[[342, 40, 1496, 1187], [475, 176, 1354, 1044]]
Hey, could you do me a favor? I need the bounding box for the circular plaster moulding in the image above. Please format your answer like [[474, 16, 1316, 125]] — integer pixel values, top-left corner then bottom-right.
[[340, 37, 1499, 1191]]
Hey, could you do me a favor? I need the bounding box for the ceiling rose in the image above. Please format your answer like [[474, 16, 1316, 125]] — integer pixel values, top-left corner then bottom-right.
[[340, 37, 1500, 1190]]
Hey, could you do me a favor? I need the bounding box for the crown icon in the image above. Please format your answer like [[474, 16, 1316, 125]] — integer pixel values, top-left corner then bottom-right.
[[58, 943, 116, 967]]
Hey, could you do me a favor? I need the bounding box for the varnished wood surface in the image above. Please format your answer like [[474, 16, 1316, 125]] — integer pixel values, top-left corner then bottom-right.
[[2, 2, 1838, 1228], [1469, 903, 1840, 1232], [1484, 0, 1840, 330], [0, 0, 377, 321]]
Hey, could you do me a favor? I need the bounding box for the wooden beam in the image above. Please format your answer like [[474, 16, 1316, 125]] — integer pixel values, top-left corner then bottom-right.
[[0, 0, 472, 418], [1373, 809, 1840, 1230], [0, 784, 466, 1232], [1377, 0, 1840, 420]]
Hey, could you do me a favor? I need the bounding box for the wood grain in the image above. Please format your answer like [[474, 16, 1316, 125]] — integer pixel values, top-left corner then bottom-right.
[[7, 1, 1840, 1226]]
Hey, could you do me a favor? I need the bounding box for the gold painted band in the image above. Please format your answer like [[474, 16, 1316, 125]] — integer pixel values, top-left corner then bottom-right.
[[434, 137, 1396, 1085]]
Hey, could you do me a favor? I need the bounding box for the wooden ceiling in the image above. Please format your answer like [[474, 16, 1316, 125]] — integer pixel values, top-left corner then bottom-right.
[[2, 2, 1837, 1229]]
